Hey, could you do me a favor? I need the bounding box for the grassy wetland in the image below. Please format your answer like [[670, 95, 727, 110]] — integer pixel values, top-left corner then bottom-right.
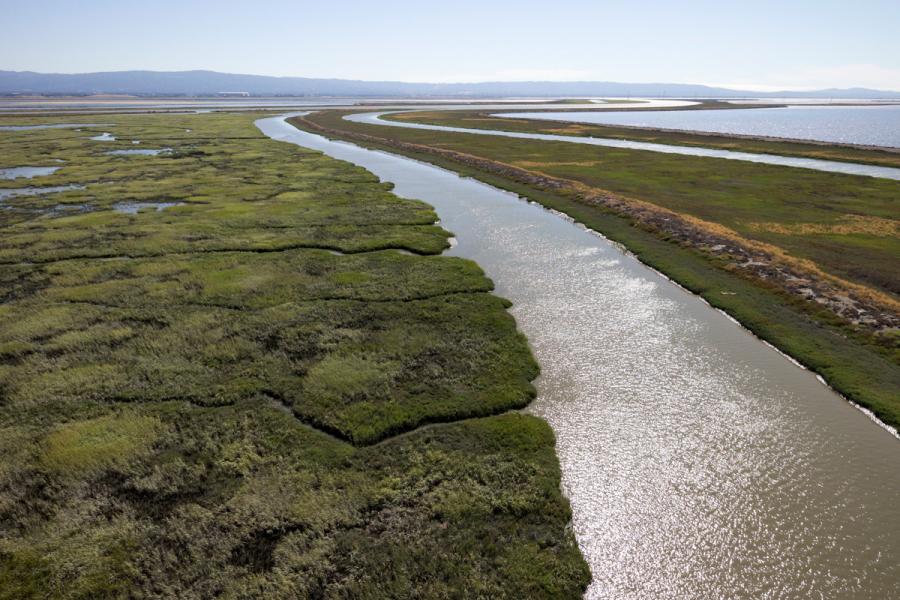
[[387, 107, 900, 168], [0, 113, 590, 597], [291, 109, 900, 430]]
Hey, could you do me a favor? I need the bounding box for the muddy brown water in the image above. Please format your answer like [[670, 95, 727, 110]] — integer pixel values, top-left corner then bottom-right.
[[258, 115, 899, 599]]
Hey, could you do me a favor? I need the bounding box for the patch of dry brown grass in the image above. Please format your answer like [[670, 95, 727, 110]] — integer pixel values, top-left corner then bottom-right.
[[515, 160, 603, 168], [514, 168, 900, 315], [544, 126, 592, 135], [748, 214, 900, 237]]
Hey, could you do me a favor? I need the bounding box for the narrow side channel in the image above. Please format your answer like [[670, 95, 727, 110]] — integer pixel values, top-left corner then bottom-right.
[[345, 111, 900, 180]]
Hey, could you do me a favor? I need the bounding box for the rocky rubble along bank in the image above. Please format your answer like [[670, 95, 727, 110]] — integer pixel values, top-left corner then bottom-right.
[[294, 114, 899, 335]]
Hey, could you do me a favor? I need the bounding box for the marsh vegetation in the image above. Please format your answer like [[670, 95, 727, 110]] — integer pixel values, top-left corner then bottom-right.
[[389, 108, 900, 168], [293, 109, 900, 430], [0, 113, 589, 598]]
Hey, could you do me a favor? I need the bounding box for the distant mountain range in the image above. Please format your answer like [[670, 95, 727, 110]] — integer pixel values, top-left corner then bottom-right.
[[1, 70, 898, 99]]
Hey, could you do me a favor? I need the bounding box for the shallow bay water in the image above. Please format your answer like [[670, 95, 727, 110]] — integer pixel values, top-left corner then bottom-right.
[[499, 104, 900, 148], [258, 115, 900, 599]]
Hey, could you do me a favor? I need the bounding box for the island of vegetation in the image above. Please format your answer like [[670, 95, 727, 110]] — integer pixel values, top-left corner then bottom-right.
[[0, 112, 590, 597], [290, 106, 900, 431]]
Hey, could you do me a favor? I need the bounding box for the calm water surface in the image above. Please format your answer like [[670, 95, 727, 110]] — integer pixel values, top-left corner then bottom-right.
[[258, 115, 900, 599], [0, 97, 689, 113], [500, 105, 900, 148], [112, 201, 182, 214], [347, 112, 900, 180], [106, 148, 171, 156], [0, 166, 60, 179], [0, 185, 83, 202]]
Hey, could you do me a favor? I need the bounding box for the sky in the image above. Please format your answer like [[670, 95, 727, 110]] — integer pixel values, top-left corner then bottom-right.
[[3, 0, 900, 91]]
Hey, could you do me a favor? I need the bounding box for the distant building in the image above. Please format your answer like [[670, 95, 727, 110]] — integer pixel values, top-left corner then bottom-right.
[[217, 91, 250, 97]]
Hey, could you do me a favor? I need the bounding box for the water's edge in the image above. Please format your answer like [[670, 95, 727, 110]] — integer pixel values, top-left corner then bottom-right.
[[348, 111, 900, 180], [535, 199, 900, 440], [259, 114, 900, 598], [287, 113, 899, 439]]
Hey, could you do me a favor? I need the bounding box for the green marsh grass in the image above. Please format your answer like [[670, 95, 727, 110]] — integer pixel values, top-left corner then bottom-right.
[[294, 110, 900, 430], [0, 112, 589, 598]]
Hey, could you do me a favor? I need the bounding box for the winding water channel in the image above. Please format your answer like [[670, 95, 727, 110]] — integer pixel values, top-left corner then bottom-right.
[[257, 115, 900, 599], [345, 111, 900, 181]]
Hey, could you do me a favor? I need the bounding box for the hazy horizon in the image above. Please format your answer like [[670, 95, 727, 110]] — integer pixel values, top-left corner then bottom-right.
[[3, 0, 899, 92], [3, 68, 900, 95]]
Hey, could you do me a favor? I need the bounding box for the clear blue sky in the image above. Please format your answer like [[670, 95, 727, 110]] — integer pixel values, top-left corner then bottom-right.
[[3, 0, 900, 90]]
